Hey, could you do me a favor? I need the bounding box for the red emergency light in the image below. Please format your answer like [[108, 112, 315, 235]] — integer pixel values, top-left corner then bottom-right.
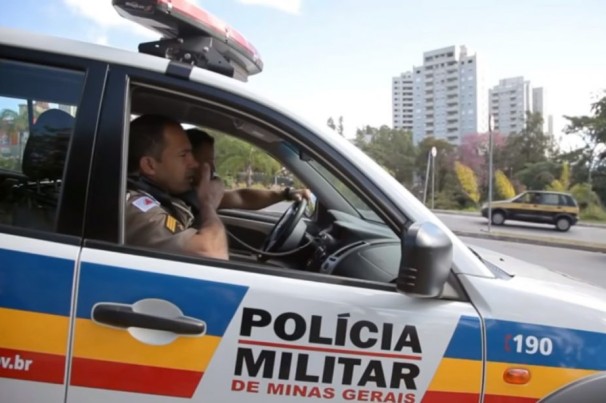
[[113, 0, 263, 81]]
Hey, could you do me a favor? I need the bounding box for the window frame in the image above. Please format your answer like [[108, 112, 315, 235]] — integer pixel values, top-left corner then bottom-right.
[[0, 45, 108, 240], [80, 65, 436, 293]]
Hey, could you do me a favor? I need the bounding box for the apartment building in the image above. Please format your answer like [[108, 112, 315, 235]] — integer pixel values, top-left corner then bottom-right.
[[489, 77, 545, 135], [392, 45, 486, 145]]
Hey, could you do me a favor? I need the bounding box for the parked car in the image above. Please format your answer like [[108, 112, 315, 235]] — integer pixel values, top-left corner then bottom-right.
[[0, 1, 604, 402], [481, 190, 579, 231]]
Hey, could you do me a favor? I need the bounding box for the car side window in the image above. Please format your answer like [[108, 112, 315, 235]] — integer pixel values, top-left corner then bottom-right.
[[0, 59, 84, 232], [516, 193, 530, 203], [211, 131, 303, 192], [560, 195, 574, 207], [541, 193, 560, 206]]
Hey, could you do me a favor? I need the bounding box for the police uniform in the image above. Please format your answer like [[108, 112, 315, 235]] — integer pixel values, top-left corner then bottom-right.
[[125, 187, 197, 253]]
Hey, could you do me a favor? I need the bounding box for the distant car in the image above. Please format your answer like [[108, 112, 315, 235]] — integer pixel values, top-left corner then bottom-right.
[[481, 190, 579, 231]]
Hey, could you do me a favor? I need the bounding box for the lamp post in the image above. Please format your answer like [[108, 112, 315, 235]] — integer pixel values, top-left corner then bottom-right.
[[487, 114, 494, 233], [423, 146, 437, 207], [431, 146, 437, 209]]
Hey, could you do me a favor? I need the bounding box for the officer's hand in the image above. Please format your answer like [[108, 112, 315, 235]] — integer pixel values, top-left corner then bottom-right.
[[197, 163, 224, 210], [288, 188, 313, 202]]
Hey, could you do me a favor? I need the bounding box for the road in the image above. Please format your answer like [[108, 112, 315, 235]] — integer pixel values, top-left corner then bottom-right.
[[461, 236, 606, 289], [436, 212, 606, 247]]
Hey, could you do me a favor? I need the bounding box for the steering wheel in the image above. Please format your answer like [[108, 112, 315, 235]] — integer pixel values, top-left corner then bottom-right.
[[261, 198, 308, 255]]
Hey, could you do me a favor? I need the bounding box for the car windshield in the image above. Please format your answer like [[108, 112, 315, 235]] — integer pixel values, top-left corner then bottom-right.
[[309, 160, 382, 223]]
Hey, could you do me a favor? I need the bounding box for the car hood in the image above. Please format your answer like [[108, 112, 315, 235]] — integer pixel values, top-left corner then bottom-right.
[[470, 244, 588, 283], [467, 244, 606, 327]]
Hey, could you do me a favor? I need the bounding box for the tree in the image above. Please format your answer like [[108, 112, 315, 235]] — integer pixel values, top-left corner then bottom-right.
[[213, 133, 280, 187], [458, 132, 507, 195], [564, 93, 606, 184], [354, 125, 416, 185], [326, 117, 336, 131], [570, 183, 601, 209], [591, 162, 606, 206], [454, 161, 480, 204], [546, 162, 570, 192], [494, 170, 516, 199], [503, 111, 555, 175], [415, 137, 456, 198], [0, 108, 29, 142], [515, 160, 559, 190], [326, 116, 344, 136]]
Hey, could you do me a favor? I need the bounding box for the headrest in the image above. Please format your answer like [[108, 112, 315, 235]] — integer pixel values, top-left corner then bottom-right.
[[22, 109, 75, 181]]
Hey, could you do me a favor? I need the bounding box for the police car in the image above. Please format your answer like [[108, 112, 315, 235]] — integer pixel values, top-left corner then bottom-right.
[[1, 1, 605, 402]]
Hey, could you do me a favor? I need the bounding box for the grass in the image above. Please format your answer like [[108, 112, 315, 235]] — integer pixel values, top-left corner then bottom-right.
[[580, 204, 606, 223]]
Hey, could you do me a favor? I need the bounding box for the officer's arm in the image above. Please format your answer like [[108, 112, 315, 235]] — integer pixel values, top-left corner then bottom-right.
[[219, 188, 312, 210], [220, 188, 283, 210], [184, 200, 228, 260]]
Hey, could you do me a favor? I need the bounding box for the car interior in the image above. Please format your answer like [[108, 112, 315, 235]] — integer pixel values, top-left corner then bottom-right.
[[0, 60, 83, 233], [128, 83, 406, 283]]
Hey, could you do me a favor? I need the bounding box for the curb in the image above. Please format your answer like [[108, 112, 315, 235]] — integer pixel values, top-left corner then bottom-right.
[[455, 230, 606, 254], [433, 209, 606, 229]]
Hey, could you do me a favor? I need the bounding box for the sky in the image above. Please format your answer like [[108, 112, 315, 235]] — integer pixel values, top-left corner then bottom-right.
[[2, 0, 606, 150]]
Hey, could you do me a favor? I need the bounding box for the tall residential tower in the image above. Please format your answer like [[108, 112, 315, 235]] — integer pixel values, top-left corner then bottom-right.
[[489, 77, 545, 135], [392, 45, 486, 145]]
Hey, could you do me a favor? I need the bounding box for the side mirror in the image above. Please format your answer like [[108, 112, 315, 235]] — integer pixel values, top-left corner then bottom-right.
[[397, 222, 452, 298]]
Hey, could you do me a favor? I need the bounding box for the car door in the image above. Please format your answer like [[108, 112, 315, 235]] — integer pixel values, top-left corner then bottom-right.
[[511, 192, 535, 222], [65, 67, 484, 402], [0, 48, 105, 401]]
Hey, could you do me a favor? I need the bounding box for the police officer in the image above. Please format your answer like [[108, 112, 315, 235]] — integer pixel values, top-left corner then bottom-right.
[[125, 115, 228, 260]]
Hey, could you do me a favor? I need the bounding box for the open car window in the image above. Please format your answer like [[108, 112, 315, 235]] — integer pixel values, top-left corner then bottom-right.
[[119, 82, 417, 286]]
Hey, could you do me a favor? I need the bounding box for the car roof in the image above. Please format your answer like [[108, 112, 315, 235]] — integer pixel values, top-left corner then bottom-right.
[[0, 27, 290, 131], [523, 190, 574, 196], [0, 27, 360, 170]]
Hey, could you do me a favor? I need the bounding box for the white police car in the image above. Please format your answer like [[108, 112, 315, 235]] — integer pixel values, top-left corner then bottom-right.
[[0, 1, 605, 402]]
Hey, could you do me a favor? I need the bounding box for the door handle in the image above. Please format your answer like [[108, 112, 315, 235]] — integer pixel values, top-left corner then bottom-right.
[[92, 303, 205, 335]]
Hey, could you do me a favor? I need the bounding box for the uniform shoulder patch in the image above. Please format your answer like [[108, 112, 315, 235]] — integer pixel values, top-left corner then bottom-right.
[[132, 196, 159, 212], [165, 215, 179, 233]]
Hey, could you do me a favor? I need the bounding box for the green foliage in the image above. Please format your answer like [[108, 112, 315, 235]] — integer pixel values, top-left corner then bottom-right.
[[591, 164, 606, 206], [570, 183, 601, 209], [212, 132, 281, 187], [503, 112, 555, 175], [546, 162, 570, 192], [416, 137, 456, 195], [326, 117, 336, 131], [0, 156, 19, 171], [354, 125, 416, 186], [564, 94, 606, 184], [326, 116, 344, 136], [515, 160, 559, 190], [560, 161, 570, 189], [565, 94, 606, 152], [454, 161, 480, 204], [433, 189, 461, 210], [580, 204, 606, 222], [547, 180, 565, 192], [494, 170, 516, 199]]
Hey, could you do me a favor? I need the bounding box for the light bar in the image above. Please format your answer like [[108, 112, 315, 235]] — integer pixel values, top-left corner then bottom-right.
[[113, 0, 263, 80]]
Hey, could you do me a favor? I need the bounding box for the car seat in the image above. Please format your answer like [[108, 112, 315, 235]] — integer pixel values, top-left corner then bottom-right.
[[11, 108, 74, 231]]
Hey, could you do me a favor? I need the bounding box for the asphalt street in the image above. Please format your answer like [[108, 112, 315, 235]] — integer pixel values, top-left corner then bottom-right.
[[436, 212, 606, 251]]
